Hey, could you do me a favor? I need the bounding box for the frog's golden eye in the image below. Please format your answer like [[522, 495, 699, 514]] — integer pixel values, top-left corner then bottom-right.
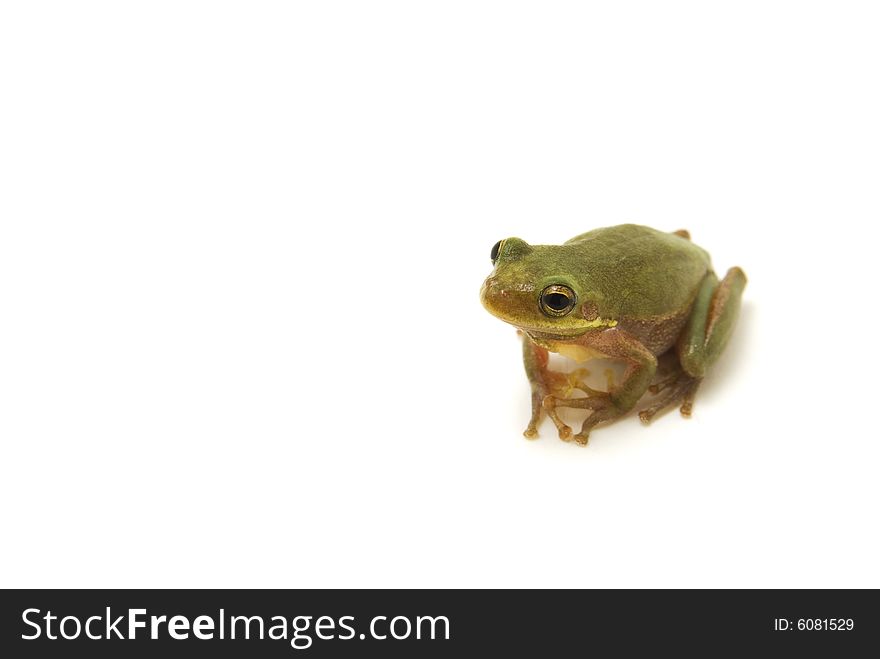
[[539, 284, 577, 317], [490, 240, 504, 264]]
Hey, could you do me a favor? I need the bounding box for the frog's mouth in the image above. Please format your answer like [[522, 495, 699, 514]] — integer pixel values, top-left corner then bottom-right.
[[525, 328, 586, 341]]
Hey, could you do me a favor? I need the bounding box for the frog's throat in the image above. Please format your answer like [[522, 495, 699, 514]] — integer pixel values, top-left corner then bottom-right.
[[526, 329, 613, 363]]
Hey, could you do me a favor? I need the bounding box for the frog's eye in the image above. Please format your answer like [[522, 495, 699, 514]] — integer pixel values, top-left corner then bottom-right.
[[539, 284, 577, 317], [490, 240, 504, 264]]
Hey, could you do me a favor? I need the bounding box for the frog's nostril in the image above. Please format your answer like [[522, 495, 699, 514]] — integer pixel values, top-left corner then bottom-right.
[[489, 281, 508, 297], [480, 278, 509, 307]]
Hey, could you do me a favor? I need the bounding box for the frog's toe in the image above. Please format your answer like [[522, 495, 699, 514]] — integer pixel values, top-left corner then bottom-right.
[[541, 394, 574, 441], [679, 386, 698, 417], [573, 432, 590, 446], [638, 409, 656, 424], [523, 426, 540, 440]]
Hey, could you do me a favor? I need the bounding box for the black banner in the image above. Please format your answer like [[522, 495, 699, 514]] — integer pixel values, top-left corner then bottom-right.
[[0, 589, 876, 656]]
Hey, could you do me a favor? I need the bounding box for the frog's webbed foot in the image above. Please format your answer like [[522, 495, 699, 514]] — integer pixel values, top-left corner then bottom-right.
[[639, 371, 702, 423], [523, 368, 592, 439], [542, 391, 615, 446]]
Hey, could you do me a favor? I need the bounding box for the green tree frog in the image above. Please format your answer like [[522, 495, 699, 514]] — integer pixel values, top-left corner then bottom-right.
[[480, 224, 746, 446]]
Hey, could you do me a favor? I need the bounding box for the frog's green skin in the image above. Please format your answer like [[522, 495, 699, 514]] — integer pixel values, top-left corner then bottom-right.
[[480, 224, 746, 445]]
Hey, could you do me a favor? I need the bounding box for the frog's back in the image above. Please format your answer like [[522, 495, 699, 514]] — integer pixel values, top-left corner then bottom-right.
[[564, 224, 711, 319]]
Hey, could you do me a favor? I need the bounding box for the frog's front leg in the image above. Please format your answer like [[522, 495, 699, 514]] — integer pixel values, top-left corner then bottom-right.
[[543, 329, 657, 445], [520, 333, 589, 439]]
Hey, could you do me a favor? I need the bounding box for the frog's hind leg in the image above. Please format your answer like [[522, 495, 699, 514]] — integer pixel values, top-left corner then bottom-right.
[[640, 266, 746, 422], [679, 267, 747, 377], [648, 266, 747, 419]]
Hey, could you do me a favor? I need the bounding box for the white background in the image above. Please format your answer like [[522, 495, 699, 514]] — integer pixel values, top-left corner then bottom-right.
[[1, 2, 878, 588]]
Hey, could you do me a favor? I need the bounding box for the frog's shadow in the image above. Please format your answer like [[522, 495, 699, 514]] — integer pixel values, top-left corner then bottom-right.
[[541, 299, 754, 438]]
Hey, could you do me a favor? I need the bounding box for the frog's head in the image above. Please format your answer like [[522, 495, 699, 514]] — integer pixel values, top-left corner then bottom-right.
[[480, 237, 606, 337]]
